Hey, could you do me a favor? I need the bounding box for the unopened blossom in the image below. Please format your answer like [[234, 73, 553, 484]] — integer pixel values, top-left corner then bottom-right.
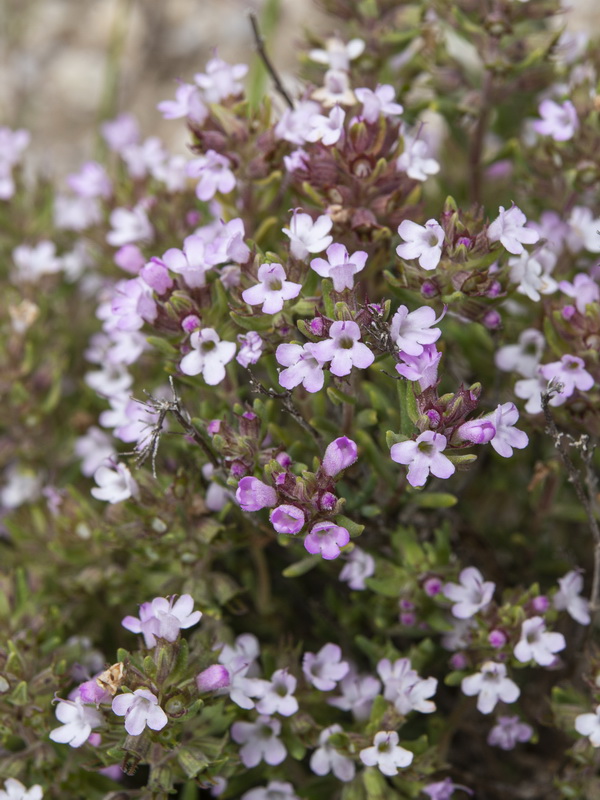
[[514, 617, 566, 666], [377, 657, 437, 715], [49, 697, 103, 748], [396, 219, 444, 270], [487, 716, 534, 750], [390, 431, 454, 488], [359, 731, 413, 776], [455, 418, 496, 445], [196, 665, 231, 692], [310, 243, 368, 292], [270, 504, 305, 535], [309, 36, 365, 71], [91, 463, 138, 504], [106, 204, 153, 247], [194, 57, 248, 103], [303, 643, 349, 691], [112, 689, 168, 736], [575, 706, 600, 747], [355, 84, 403, 123], [241, 782, 299, 800], [180, 328, 236, 385], [508, 251, 557, 302], [306, 105, 346, 146], [312, 320, 374, 377], [390, 305, 443, 356], [160, 234, 212, 289], [443, 567, 495, 619], [565, 206, 600, 253], [539, 355, 594, 398], [305, 521, 350, 560], [559, 273, 599, 314], [339, 547, 375, 590], [140, 259, 173, 294], [487, 205, 540, 255], [483, 402, 529, 458], [122, 594, 202, 647], [310, 724, 355, 782], [255, 669, 298, 717], [74, 427, 116, 477], [328, 673, 381, 720], [397, 138, 440, 181], [533, 99, 578, 141], [395, 344, 442, 390], [12, 241, 62, 282], [553, 570, 591, 625], [101, 112, 139, 153], [242, 263, 302, 314], [157, 82, 208, 125], [110, 278, 157, 331], [461, 662, 520, 714], [0, 778, 43, 800], [275, 101, 321, 145], [322, 436, 358, 476], [231, 716, 287, 768], [236, 477, 277, 512], [283, 212, 333, 260], [423, 778, 474, 799], [187, 151, 236, 202], [495, 328, 546, 377]]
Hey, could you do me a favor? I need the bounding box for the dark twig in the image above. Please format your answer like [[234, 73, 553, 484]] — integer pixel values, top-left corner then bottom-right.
[[542, 384, 600, 617], [248, 371, 320, 442], [248, 11, 294, 109]]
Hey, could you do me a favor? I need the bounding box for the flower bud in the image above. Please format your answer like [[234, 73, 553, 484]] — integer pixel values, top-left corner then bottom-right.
[[488, 630, 507, 648], [423, 577, 442, 596], [182, 314, 201, 333], [319, 491, 337, 511], [270, 504, 305, 534], [196, 664, 231, 693], [531, 595, 549, 613], [322, 436, 358, 477], [482, 309, 502, 330], [141, 258, 174, 294], [455, 418, 496, 445], [236, 477, 277, 512]]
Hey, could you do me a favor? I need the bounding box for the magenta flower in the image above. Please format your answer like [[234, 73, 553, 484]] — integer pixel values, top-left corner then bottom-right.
[[533, 99, 578, 141], [196, 665, 231, 693], [359, 731, 413, 775], [180, 328, 236, 385], [236, 477, 277, 512], [396, 219, 445, 270], [303, 643, 349, 691], [390, 431, 454, 487], [310, 243, 368, 292], [539, 355, 594, 398], [111, 277, 157, 331], [276, 342, 327, 393], [322, 436, 358, 476], [49, 697, 103, 748], [461, 662, 520, 714], [355, 84, 403, 123], [395, 344, 442, 390], [487, 205, 539, 255], [423, 778, 474, 799], [488, 716, 534, 750], [305, 522, 350, 560], [390, 305, 443, 356], [455, 418, 496, 445], [484, 402, 529, 458], [187, 151, 236, 202], [140, 259, 173, 294], [112, 689, 168, 736], [242, 263, 302, 314], [513, 617, 566, 666], [443, 567, 495, 619], [282, 212, 333, 260], [231, 716, 287, 768], [312, 320, 374, 377], [270, 504, 305, 534]]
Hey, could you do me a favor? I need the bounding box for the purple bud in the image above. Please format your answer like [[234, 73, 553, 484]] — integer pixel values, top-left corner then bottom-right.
[[114, 244, 145, 274], [88, 733, 102, 747], [457, 236, 473, 249], [531, 595, 549, 613], [367, 303, 384, 316], [399, 599, 414, 610], [207, 419, 221, 435], [319, 491, 337, 511], [186, 210, 201, 226], [275, 451, 292, 468], [78, 679, 111, 704], [421, 280, 438, 298], [196, 664, 230, 692], [486, 280, 502, 298], [427, 409, 441, 428], [400, 613, 416, 626], [274, 472, 287, 486], [236, 477, 277, 512], [270, 504, 305, 534], [488, 630, 507, 648], [450, 652, 468, 670], [230, 460, 248, 479], [455, 418, 496, 444], [562, 304, 576, 320], [322, 436, 358, 477], [483, 310, 502, 330], [309, 317, 324, 336], [182, 314, 201, 333], [242, 411, 257, 420], [141, 259, 174, 294], [423, 577, 442, 596]]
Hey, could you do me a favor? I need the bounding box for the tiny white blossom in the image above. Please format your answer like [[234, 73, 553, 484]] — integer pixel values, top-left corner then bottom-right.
[[513, 617, 566, 666], [49, 697, 103, 748], [180, 328, 236, 385], [443, 567, 495, 619], [91, 463, 139, 504], [553, 570, 590, 625], [339, 547, 375, 590], [396, 138, 440, 182], [396, 219, 444, 270], [359, 730, 413, 776], [461, 661, 520, 714], [282, 212, 333, 260], [310, 724, 355, 782], [0, 779, 43, 800], [575, 706, 600, 747], [487, 205, 539, 255]]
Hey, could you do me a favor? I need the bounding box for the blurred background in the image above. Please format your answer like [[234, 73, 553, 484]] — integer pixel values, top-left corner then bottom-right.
[[1, 0, 597, 177]]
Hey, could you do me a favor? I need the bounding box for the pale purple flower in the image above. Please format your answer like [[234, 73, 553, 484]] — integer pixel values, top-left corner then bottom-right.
[[487, 205, 539, 255], [49, 697, 103, 748], [395, 344, 442, 390], [283, 212, 333, 260], [514, 617, 566, 666], [396, 219, 444, 270], [396, 138, 440, 182], [157, 82, 208, 125], [242, 263, 302, 314], [140, 259, 173, 294], [112, 688, 168, 736], [187, 151, 236, 202], [270, 504, 305, 534], [161, 234, 212, 289], [107, 205, 153, 247], [180, 328, 236, 385], [241, 782, 299, 800], [0, 778, 43, 800], [101, 112, 139, 153], [377, 657, 437, 715], [495, 328, 545, 378], [359, 730, 413, 775], [12, 241, 62, 282], [110, 277, 157, 331], [390, 431, 454, 488], [53, 194, 101, 231], [218, 633, 260, 672], [91, 463, 138, 504], [575, 706, 600, 747], [390, 305, 443, 356], [153, 153, 188, 192], [276, 342, 327, 393], [236, 477, 277, 512], [275, 101, 321, 145], [423, 779, 474, 799], [305, 522, 349, 560], [74, 427, 115, 477], [196, 665, 231, 693], [355, 84, 403, 123], [553, 570, 591, 625], [533, 99, 578, 141], [312, 320, 374, 376], [508, 251, 557, 302], [114, 244, 144, 274], [559, 273, 599, 314], [283, 147, 310, 172], [310, 243, 368, 291], [487, 716, 534, 750], [539, 355, 594, 398], [303, 643, 349, 691], [455, 418, 496, 445], [483, 402, 528, 458], [67, 161, 112, 198], [566, 206, 600, 253], [121, 136, 166, 180], [0, 127, 30, 199], [255, 669, 298, 716], [309, 36, 365, 71], [202, 217, 250, 266], [312, 69, 355, 108], [194, 57, 248, 103], [122, 594, 201, 647], [514, 373, 548, 415], [339, 547, 375, 591], [0, 465, 42, 509], [328, 673, 381, 720], [461, 662, 520, 714], [231, 716, 287, 768], [236, 332, 263, 367], [310, 724, 355, 782], [322, 436, 358, 476], [443, 567, 495, 619]]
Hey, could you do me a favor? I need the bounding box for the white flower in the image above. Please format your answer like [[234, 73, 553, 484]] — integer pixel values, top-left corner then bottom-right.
[[282, 212, 333, 260], [355, 84, 403, 123], [242, 263, 302, 314], [49, 697, 103, 748], [0, 465, 42, 509], [553, 570, 590, 625], [328, 673, 381, 720], [231, 716, 287, 768], [306, 106, 345, 146], [303, 643, 349, 691], [91, 463, 139, 504], [339, 547, 375, 590], [0, 779, 43, 800], [514, 373, 547, 415], [310, 724, 355, 782], [487, 205, 539, 255], [461, 662, 520, 714], [274, 101, 320, 145], [513, 617, 566, 666], [241, 782, 299, 800], [397, 138, 440, 182], [565, 206, 600, 253], [575, 706, 600, 746], [443, 567, 495, 619], [180, 328, 236, 385], [112, 688, 168, 736], [377, 657, 437, 715], [359, 730, 413, 776], [389, 305, 443, 357], [508, 251, 557, 302], [74, 427, 116, 477], [308, 37, 365, 71], [310, 243, 368, 292], [494, 328, 546, 378], [194, 57, 248, 103], [12, 241, 62, 282], [106, 204, 154, 247], [396, 219, 445, 270], [255, 669, 299, 717], [484, 402, 529, 458]]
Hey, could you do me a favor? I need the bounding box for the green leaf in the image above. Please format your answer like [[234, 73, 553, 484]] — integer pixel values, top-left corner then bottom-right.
[[177, 746, 209, 779], [412, 492, 458, 509], [445, 453, 477, 466], [321, 277, 335, 318], [146, 335, 177, 356], [230, 310, 274, 331], [386, 430, 408, 448], [327, 386, 356, 406], [335, 514, 364, 538], [282, 555, 320, 578]]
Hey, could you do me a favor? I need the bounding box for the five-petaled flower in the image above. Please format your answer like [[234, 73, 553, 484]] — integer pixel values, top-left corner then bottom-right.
[[390, 431, 455, 487], [513, 617, 566, 666], [180, 328, 236, 385], [242, 263, 302, 314], [443, 567, 495, 619], [461, 661, 520, 714], [310, 243, 368, 292], [487, 205, 539, 255], [112, 688, 168, 736], [396, 219, 445, 271], [359, 730, 414, 775]]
